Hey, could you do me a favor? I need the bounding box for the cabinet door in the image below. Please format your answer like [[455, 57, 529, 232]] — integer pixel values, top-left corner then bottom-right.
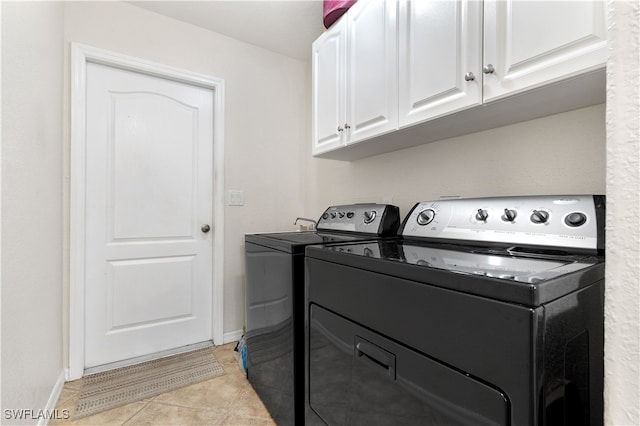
[[345, 0, 398, 144], [398, 0, 482, 128], [312, 18, 347, 155], [483, 0, 607, 102]]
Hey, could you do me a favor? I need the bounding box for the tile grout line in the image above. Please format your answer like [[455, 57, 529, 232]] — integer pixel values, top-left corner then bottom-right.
[[141, 400, 225, 413], [137, 371, 249, 414], [120, 400, 153, 426], [222, 382, 275, 423]]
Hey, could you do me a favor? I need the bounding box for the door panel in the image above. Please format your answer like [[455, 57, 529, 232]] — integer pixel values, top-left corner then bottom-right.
[[483, 0, 607, 101], [309, 305, 509, 425], [107, 256, 195, 329], [110, 93, 197, 240], [346, 0, 398, 143], [85, 62, 213, 368], [399, 0, 482, 127], [312, 19, 346, 155]]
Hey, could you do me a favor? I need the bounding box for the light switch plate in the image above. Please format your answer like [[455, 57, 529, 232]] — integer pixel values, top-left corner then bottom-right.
[[228, 190, 244, 206]]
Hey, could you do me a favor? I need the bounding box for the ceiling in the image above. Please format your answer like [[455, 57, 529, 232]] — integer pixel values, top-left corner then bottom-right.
[[129, 1, 326, 61]]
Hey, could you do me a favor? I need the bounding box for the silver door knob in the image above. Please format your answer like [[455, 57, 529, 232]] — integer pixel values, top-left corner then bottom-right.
[[483, 64, 495, 74], [201, 224, 211, 233], [464, 72, 476, 81]]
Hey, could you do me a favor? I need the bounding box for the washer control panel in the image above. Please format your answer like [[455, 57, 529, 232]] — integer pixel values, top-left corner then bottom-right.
[[402, 195, 604, 251], [317, 203, 400, 235]]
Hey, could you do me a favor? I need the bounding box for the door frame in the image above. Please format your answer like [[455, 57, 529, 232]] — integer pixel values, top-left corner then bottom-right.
[[69, 43, 225, 380]]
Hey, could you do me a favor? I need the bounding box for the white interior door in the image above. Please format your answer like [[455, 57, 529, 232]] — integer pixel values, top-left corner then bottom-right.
[[85, 62, 214, 369]]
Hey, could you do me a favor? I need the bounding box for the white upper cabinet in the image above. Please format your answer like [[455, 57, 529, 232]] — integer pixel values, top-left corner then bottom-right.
[[483, 0, 607, 102], [346, 0, 398, 144], [399, 0, 482, 127], [312, 0, 397, 155], [312, 0, 607, 160], [312, 18, 346, 155]]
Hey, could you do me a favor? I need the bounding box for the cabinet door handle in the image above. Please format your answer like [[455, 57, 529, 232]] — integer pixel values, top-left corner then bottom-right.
[[344, 123, 351, 130], [337, 126, 344, 132], [483, 64, 495, 74], [464, 72, 476, 81]]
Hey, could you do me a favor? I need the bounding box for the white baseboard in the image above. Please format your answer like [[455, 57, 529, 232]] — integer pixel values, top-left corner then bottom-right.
[[222, 329, 243, 344], [38, 370, 66, 426]]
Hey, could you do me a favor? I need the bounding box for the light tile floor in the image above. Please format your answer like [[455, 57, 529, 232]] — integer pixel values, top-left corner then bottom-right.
[[52, 343, 276, 426]]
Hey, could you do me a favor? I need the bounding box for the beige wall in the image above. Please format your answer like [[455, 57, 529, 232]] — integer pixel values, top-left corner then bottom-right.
[[1, 1, 65, 421], [305, 104, 606, 219], [61, 1, 309, 356], [604, 0, 640, 423]]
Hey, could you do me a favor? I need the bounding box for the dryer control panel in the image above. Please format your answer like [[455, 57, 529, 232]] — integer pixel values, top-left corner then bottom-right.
[[317, 203, 400, 236], [401, 195, 605, 252]]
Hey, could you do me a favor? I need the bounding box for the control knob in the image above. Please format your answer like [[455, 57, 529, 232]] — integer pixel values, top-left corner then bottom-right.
[[502, 209, 517, 222], [475, 209, 489, 222], [531, 210, 550, 224], [322, 213, 329, 220], [347, 212, 355, 219], [330, 212, 337, 219], [417, 209, 436, 226], [363, 210, 377, 224], [338, 212, 345, 218], [565, 212, 587, 227]]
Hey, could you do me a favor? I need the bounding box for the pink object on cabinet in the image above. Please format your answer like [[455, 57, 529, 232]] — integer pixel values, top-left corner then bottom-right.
[[323, 0, 357, 29]]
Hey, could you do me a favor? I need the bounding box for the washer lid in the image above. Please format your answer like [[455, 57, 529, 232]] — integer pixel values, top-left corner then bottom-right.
[[245, 231, 377, 254], [400, 243, 595, 284]]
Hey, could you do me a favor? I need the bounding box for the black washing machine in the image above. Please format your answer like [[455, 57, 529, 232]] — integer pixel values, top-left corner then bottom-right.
[[244, 203, 400, 425], [305, 195, 605, 426]]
